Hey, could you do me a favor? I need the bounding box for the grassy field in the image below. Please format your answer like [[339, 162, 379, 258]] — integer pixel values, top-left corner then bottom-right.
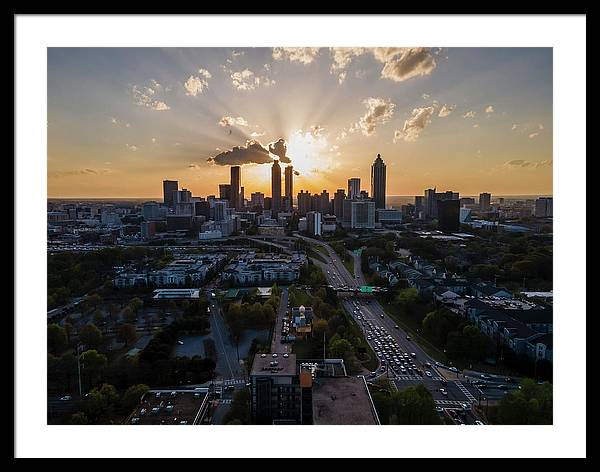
[[342, 255, 355, 276]]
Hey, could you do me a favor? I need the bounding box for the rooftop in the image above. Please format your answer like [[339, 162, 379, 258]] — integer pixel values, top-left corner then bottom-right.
[[311, 376, 378, 425], [250, 353, 297, 377]]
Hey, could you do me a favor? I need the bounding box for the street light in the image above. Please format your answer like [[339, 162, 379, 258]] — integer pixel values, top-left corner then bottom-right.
[[76, 343, 84, 397]]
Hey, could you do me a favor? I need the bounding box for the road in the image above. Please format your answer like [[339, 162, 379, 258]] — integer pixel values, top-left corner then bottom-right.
[[271, 287, 291, 353], [295, 235, 484, 424]]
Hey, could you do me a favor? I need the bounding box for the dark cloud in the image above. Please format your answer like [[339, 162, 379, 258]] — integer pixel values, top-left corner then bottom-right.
[[207, 140, 273, 166], [268, 139, 291, 163], [294, 170, 300, 176]]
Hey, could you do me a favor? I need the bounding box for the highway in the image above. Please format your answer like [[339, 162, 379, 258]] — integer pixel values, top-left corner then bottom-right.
[[295, 234, 484, 424]]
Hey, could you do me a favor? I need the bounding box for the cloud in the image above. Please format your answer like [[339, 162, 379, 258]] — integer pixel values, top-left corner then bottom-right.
[[376, 47, 437, 83], [218, 116, 249, 128], [110, 117, 118, 125], [463, 110, 476, 118], [512, 124, 519, 130], [337, 71, 347, 84], [230, 68, 275, 91], [207, 140, 274, 166], [126, 144, 138, 152], [49, 168, 111, 178], [393, 106, 435, 142], [529, 132, 539, 139], [250, 131, 265, 137], [422, 93, 431, 100], [438, 104, 455, 117], [485, 105, 494, 113], [351, 97, 395, 136], [184, 69, 212, 96], [330, 48, 366, 72], [504, 159, 552, 168], [268, 138, 291, 163], [151, 137, 157, 143], [538, 123, 544, 130], [272, 47, 320, 64], [473, 123, 480, 128], [294, 170, 300, 176], [131, 82, 170, 111]]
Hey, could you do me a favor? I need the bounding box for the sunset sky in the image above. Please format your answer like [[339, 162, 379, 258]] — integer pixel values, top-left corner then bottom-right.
[[47, 47, 553, 198]]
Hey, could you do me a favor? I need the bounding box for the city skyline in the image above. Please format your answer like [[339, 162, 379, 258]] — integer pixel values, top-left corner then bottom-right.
[[48, 47, 552, 198]]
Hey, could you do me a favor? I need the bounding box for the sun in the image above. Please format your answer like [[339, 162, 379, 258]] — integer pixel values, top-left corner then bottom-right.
[[286, 129, 329, 178]]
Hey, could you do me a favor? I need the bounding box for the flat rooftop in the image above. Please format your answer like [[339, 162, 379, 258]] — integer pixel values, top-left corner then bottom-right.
[[251, 353, 297, 376], [127, 389, 208, 425], [312, 377, 378, 425]]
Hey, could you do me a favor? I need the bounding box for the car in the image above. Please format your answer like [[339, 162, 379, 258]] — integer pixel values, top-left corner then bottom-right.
[[224, 385, 235, 392], [394, 325, 399, 329], [369, 371, 377, 377], [504, 377, 514, 383], [410, 352, 416, 358], [449, 366, 458, 373], [406, 336, 411, 341], [439, 388, 448, 396], [474, 420, 485, 425], [59, 395, 72, 401], [435, 407, 444, 413], [424, 362, 432, 368], [380, 314, 384, 319], [176, 340, 184, 345], [425, 371, 432, 377], [461, 403, 470, 412]]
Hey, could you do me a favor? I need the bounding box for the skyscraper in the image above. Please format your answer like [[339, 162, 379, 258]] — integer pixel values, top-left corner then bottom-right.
[[163, 180, 178, 208], [348, 178, 361, 200], [479, 192, 491, 212], [297, 190, 311, 216], [271, 160, 282, 215], [333, 189, 346, 220], [371, 154, 386, 209], [230, 166, 241, 210], [437, 199, 460, 232], [284, 165, 294, 203], [219, 184, 231, 201]]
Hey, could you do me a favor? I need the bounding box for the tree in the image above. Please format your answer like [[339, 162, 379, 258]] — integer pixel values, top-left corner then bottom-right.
[[70, 412, 89, 425], [222, 388, 250, 424], [93, 309, 105, 325], [79, 323, 103, 350], [83, 383, 119, 424], [122, 306, 137, 323], [494, 378, 552, 424], [394, 288, 419, 315], [312, 318, 329, 337], [48, 324, 68, 355], [107, 303, 118, 321], [390, 384, 440, 425], [80, 349, 107, 387], [117, 323, 137, 346], [129, 297, 144, 316], [85, 294, 103, 313], [121, 384, 149, 411]]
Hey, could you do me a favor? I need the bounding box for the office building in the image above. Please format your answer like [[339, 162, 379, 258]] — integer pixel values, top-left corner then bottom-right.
[[348, 178, 361, 200], [213, 200, 230, 222], [284, 165, 294, 203], [271, 160, 282, 216], [460, 197, 476, 206], [333, 189, 345, 220], [297, 190, 311, 216], [479, 192, 492, 212], [239, 186, 245, 209], [370, 154, 386, 209], [175, 188, 192, 204], [250, 192, 265, 209], [534, 197, 553, 217], [219, 184, 231, 201], [306, 211, 322, 237], [342, 199, 375, 229], [230, 166, 241, 210], [141, 221, 156, 240], [194, 201, 211, 219], [437, 199, 460, 232], [375, 209, 402, 225], [414, 196, 424, 219], [142, 201, 161, 221], [163, 180, 178, 208]]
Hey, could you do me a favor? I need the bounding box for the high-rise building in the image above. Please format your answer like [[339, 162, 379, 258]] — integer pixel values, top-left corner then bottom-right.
[[371, 154, 386, 209], [239, 186, 245, 209], [437, 199, 460, 232], [219, 184, 231, 201], [163, 180, 178, 208], [250, 192, 265, 209], [414, 196, 424, 219], [342, 199, 375, 229], [271, 160, 282, 215], [214, 200, 230, 222], [479, 192, 491, 212], [348, 178, 361, 200], [141, 221, 156, 240], [297, 190, 311, 216], [534, 197, 553, 217], [333, 189, 346, 220], [306, 211, 322, 237], [424, 188, 437, 218], [194, 201, 211, 219], [319, 190, 330, 214], [142, 201, 161, 221], [284, 165, 294, 202], [175, 189, 192, 204], [230, 166, 241, 210]]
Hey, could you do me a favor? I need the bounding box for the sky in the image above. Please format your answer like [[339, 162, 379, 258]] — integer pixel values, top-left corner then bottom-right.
[[47, 47, 553, 198]]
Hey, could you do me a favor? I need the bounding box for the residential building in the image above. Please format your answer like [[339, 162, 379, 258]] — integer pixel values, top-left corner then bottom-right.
[[333, 189, 345, 220], [306, 211, 322, 237]]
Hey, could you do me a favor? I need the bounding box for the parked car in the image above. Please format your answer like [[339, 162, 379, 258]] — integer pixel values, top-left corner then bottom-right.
[[59, 395, 72, 401]]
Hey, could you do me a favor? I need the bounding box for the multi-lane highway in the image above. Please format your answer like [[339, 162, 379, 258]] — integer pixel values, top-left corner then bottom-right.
[[295, 234, 484, 424]]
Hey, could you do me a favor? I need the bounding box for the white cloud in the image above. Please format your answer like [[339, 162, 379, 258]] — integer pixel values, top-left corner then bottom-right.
[[438, 104, 455, 117], [512, 124, 519, 130], [230, 68, 275, 91], [376, 47, 437, 83], [528, 132, 539, 139], [463, 110, 476, 118], [393, 106, 435, 142], [126, 144, 138, 152], [473, 123, 480, 128], [485, 105, 494, 113], [351, 97, 396, 136], [272, 47, 320, 64], [218, 116, 249, 128], [184, 69, 212, 96], [422, 93, 431, 100], [131, 82, 171, 111], [151, 137, 157, 143], [250, 131, 265, 138], [110, 117, 118, 125], [505, 159, 552, 168], [125, 123, 131, 128], [337, 71, 347, 84], [538, 123, 544, 130]]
